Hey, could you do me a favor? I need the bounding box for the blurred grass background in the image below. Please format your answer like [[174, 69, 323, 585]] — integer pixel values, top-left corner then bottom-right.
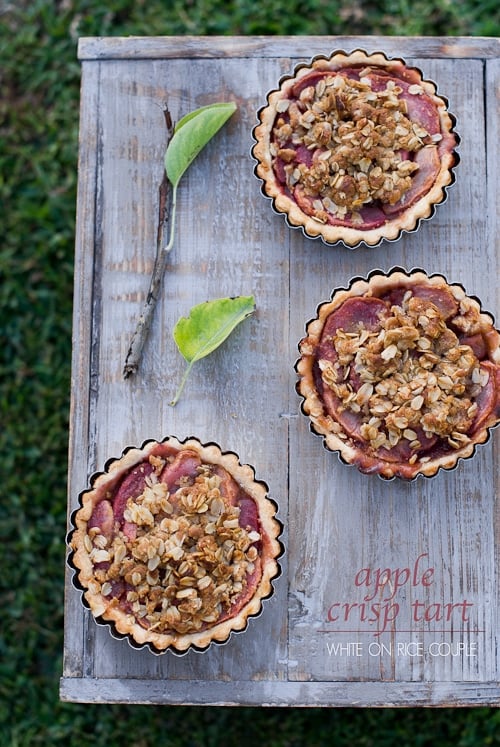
[[1, 1, 500, 745]]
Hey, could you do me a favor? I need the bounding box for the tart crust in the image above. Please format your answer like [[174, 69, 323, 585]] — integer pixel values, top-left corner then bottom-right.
[[69, 437, 282, 653], [252, 50, 458, 247], [296, 269, 500, 479]]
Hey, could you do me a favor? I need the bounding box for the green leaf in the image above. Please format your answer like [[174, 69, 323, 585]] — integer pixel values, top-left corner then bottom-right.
[[174, 295, 255, 363], [165, 101, 237, 188], [171, 295, 255, 405]]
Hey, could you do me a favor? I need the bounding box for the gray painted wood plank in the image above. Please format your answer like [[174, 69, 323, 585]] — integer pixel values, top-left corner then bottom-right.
[[289, 57, 496, 684], [63, 60, 102, 679], [63, 36, 500, 706], [66, 54, 290, 683], [60, 677, 500, 706], [77, 35, 500, 61], [485, 57, 500, 679]]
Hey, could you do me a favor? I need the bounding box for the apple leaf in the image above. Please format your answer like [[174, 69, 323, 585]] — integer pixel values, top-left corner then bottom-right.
[[171, 295, 255, 405], [165, 101, 237, 189]]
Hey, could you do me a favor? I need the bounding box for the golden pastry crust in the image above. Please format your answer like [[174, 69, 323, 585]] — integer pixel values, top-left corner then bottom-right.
[[253, 51, 458, 247], [69, 437, 282, 653], [297, 270, 500, 479]]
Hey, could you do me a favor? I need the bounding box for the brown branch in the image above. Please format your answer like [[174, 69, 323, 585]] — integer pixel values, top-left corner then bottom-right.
[[123, 106, 174, 379]]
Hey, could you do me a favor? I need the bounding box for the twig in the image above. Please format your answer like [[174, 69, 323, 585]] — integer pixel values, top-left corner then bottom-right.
[[123, 106, 175, 378]]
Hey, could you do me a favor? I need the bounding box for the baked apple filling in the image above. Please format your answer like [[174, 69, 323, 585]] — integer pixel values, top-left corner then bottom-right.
[[253, 52, 457, 246], [297, 272, 500, 479], [70, 439, 281, 652], [272, 71, 441, 225]]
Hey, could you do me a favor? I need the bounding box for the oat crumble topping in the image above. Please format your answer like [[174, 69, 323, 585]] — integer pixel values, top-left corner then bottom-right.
[[319, 291, 488, 456], [86, 459, 261, 635], [271, 71, 436, 221]]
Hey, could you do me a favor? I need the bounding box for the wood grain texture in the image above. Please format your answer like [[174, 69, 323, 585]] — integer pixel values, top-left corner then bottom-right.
[[62, 36, 500, 706], [77, 35, 500, 60], [486, 57, 500, 680]]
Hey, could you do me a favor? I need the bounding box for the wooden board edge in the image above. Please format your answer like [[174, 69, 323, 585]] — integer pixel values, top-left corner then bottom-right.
[[485, 56, 500, 680], [63, 61, 102, 679], [77, 35, 500, 62], [59, 676, 500, 706]]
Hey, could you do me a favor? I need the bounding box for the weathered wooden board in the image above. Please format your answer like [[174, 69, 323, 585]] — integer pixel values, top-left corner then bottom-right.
[[62, 36, 500, 706]]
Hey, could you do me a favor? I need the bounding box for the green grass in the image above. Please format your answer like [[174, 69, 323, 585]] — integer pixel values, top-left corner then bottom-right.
[[1, 1, 499, 745]]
